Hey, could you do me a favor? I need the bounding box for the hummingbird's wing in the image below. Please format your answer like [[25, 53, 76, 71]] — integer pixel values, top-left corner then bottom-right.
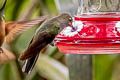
[[19, 31, 53, 61], [5, 16, 47, 43]]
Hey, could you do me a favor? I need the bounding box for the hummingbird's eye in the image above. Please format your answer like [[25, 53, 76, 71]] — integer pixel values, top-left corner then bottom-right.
[[69, 18, 72, 22], [57, 27, 60, 30]]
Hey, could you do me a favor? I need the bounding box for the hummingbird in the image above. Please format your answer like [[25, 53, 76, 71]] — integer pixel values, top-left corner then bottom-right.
[[0, 47, 15, 64], [19, 13, 71, 74], [0, 0, 47, 54]]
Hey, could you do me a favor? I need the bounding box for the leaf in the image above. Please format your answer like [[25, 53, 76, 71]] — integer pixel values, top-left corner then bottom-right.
[[94, 54, 119, 80], [36, 54, 69, 80], [0, 61, 22, 80]]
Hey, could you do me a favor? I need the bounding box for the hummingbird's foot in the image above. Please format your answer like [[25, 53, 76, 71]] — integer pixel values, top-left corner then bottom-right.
[[0, 48, 3, 54]]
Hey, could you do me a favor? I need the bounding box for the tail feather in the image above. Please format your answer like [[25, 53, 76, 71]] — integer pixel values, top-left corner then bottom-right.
[[22, 54, 39, 74]]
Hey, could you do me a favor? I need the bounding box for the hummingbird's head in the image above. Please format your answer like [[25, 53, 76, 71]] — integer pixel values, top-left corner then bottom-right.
[[0, 0, 7, 20], [57, 13, 72, 31]]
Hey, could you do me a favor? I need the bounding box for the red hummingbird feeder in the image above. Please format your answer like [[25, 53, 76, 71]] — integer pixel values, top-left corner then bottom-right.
[[54, 0, 120, 54]]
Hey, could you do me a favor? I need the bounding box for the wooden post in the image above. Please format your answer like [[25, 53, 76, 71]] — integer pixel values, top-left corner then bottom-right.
[[66, 54, 93, 80]]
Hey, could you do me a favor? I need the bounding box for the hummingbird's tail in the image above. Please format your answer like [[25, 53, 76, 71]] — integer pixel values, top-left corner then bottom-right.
[[22, 54, 39, 74], [0, 0, 7, 16]]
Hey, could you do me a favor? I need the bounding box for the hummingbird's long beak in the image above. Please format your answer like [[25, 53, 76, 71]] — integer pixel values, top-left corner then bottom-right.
[[0, 0, 7, 20]]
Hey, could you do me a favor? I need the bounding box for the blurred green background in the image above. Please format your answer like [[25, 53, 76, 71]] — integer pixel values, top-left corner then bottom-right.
[[0, 0, 120, 80]]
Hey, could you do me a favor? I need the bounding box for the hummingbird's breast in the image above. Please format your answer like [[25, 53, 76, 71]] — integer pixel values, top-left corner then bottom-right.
[[0, 20, 5, 46]]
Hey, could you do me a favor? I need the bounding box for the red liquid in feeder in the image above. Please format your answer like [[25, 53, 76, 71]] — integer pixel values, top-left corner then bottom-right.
[[54, 13, 120, 54]]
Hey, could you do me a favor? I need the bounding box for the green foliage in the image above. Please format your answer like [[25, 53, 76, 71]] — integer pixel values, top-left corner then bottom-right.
[[0, 61, 21, 80]]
